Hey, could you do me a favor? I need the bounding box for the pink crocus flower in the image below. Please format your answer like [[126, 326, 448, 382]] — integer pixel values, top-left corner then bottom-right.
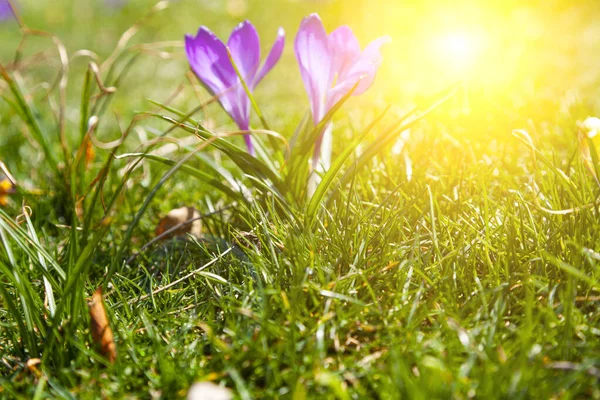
[[295, 13, 390, 168], [185, 21, 285, 155]]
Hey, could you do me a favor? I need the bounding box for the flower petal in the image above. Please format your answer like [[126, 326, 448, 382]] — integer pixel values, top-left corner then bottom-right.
[[185, 26, 237, 95], [228, 20, 261, 84], [343, 35, 390, 94], [222, 86, 251, 129], [186, 26, 250, 132], [253, 27, 285, 88], [326, 35, 390, 110], [295, 13, 332, 125], [218, 84, 252, 153], [328, 26, 361, 80], [0, 0, 13, 20], [359, 36, 391, 71]]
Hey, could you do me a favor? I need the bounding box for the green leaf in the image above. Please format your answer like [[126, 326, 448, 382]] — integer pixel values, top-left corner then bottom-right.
[[285, 81, 362, 199], [305, 106, 390, 223], [117, 153, 245, 200], [0, 209, 66, 280], [337, 81, 463, 189], [0, 64, 59, 174], [544, 252, 598, 289], [152, 113, 282, 186]]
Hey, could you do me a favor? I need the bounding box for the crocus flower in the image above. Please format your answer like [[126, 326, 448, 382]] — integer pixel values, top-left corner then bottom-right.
[[295, 13, 389, 170], [185, 21, 285, 154], [0, 0, 14, 21]]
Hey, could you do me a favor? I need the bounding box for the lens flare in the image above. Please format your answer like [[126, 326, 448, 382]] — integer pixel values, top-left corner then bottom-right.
[[435, 32, 483, 74]]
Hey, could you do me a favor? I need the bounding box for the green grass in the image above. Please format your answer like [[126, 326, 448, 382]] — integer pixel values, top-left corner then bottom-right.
[[1, 0, 600, 398]]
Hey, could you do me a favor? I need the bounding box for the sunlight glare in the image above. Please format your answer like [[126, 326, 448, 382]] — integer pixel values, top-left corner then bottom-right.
[[436, 32, 483, 74]]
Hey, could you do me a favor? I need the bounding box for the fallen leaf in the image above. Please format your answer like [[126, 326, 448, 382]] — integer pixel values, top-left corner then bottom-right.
[[0, 161, 17, 206], [0, 179, 16, 206], [187, 382, 232, 400], [155, 206, 202, 240], [89, 288, 117, 363], [26, 358, 41, 376], [84, 137, 95, 167], [234, 230, 261, 251]]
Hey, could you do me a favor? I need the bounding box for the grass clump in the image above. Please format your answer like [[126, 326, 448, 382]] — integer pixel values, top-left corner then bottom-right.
[[0, 0, 599, 399]]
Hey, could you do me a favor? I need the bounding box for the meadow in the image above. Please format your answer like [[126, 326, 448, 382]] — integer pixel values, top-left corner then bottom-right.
[[0, 0, 600, 398]]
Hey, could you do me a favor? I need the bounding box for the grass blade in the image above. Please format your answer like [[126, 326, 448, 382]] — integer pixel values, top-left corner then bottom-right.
[[306, 105, 391, 222]]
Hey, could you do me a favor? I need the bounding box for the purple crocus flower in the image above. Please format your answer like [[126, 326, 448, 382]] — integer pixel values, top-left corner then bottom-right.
[[185, 21, 285, 155], [295, 13, 389, 169], [0, 0, 14, 21]]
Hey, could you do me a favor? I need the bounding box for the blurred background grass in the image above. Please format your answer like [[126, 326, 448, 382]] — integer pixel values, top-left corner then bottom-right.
[[3, 0, 600, 122]]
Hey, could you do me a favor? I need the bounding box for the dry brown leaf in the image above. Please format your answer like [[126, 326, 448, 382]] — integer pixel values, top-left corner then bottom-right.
[[234, 230, 262, 251], [155, 206, 202, 240], [26, 358, 41, 377], [0, 161, 17, 206], [187, 382, 232, 400], [0, 179, 15, 206], [84, 137, 95, 167], [89, 288, 117, 363]]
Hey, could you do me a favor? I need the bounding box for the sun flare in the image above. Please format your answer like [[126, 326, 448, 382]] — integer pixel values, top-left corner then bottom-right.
[[435, 32, 484, 73]]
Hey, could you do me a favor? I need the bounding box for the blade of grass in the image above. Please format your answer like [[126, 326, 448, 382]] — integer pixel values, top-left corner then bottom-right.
[[336, 81, 463, 189], [107, 139, 220, 284], [306, 105, 391, 223], [116, 153, 245, 200], [0, 63, 59, 174]]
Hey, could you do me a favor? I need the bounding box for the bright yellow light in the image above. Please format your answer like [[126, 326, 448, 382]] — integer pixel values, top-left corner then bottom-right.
[[435, 32, 483, 74], [443, 34, 476, 59]]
